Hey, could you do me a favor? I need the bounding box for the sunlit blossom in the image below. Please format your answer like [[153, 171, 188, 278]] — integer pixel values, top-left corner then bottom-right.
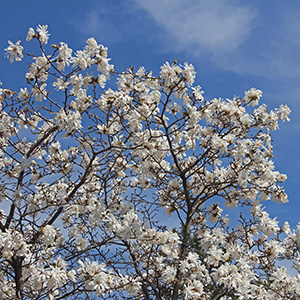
[[5, 40, 23, 63]]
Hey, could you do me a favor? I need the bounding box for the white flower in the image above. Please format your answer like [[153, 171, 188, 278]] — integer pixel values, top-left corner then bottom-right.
[[18, 87, 29, 100], [192, 86, 204, 101], [71, 50, 92, 70], [57, 42, 72, 71], [41, 225, 56, 246], [97, 57, 113, 74], [85, 37, 100, 56], [277, 104, 291, 122], [5, 40, 24, 63], [36, 24, 50, 44], [184, 280, 204, 299], [161, 266, 176, 283], [97, 74, 107, 88], [125, 279, 141, 295], [67, 270, 76, 282], [26, 27, 35, 41], [53, 77, 69, 91], [167, 102, 182, 116], [182, 62, 196, 85], [277, 173, 287, 182], [244, 87, 262, 106], [77, 238, 88, 250], [205, 245, 224, 266], [32, 83, 47, 102]]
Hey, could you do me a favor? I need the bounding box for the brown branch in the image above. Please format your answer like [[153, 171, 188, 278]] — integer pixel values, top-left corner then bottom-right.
[[4, 126, 59, 230]]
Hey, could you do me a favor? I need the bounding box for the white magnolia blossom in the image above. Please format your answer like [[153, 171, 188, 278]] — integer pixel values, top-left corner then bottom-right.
[[36, 24, 50, 44], [5, 40, 23, 63], [0, 25, 298, 300]]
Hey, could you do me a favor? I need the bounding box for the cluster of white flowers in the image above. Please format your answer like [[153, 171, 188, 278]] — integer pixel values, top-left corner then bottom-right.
[[0, 25, 298, 300]]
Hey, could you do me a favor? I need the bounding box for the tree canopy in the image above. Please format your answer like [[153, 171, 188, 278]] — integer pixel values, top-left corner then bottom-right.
[[0, 25, 298, 300]]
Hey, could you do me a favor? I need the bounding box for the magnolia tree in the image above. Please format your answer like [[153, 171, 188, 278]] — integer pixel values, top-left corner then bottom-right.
[[0, 25, 298, 300]]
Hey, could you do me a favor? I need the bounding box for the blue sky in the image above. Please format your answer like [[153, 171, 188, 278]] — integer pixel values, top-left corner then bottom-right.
[[0, 0, 300, 226]]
